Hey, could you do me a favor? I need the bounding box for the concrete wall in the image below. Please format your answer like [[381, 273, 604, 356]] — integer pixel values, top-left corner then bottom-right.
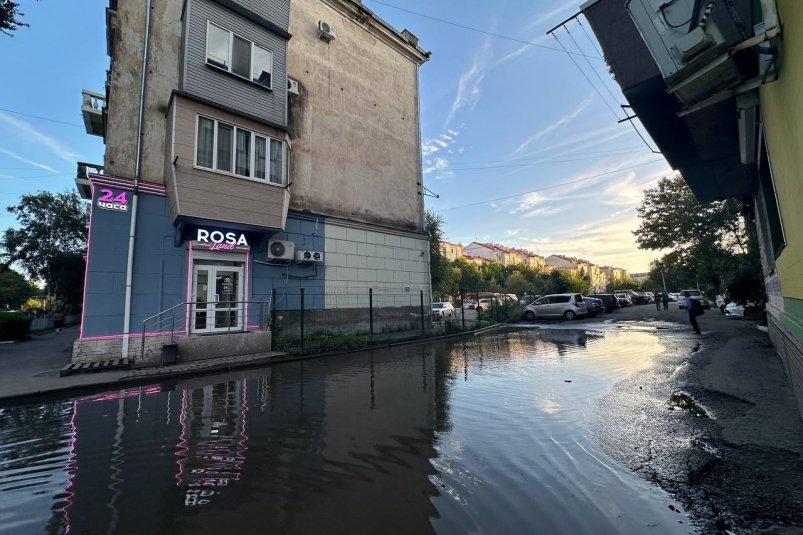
[[286, 0, 428, 232], [104, 0, 182, 183]]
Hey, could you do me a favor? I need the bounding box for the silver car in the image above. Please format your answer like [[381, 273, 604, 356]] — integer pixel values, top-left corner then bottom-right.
[[523, 293, 588, 320], [677, 290, 710, 310]]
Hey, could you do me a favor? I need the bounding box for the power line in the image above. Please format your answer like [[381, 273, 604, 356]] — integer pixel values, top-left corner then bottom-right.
[[564, 27, 623, 111], [444, 150, 650, 172], [429, 146, 645, 167], [434, 159, 665, 212], [365, 0, 603, 60], [0, 107, 84, 127]]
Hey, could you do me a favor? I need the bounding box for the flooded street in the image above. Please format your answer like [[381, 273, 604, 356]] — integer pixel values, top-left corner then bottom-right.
[[2, 327, 699, 534]]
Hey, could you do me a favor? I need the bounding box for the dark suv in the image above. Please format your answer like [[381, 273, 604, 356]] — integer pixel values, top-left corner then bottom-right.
[[595, 294, 622, 312]]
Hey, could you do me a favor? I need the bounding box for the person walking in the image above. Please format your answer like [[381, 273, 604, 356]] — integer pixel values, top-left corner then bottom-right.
[[661, 291, 670, 311], [51, 310, 66, 334], [654, 291, 662, 311], [687, 297, 703, 334]]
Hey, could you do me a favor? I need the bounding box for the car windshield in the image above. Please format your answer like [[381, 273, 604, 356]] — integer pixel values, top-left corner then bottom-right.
[[433, 303, 443, 308]]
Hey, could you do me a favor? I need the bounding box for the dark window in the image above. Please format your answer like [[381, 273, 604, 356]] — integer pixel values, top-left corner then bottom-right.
[[759, 137, 786, 257], [554, 296, 571, 303]]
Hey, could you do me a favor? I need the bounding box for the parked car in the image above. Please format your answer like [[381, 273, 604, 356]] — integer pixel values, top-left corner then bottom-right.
[[723, 302, 745, 318], [462, 299, 476, 309], [523, 293, 588, 320], [474, 298, 494, 312], [613, 292, 632, 306], [677, 290, 711, 310], [595, 294, 622, 312], [432, 302, 455, 319], [583, 297, 604, 317], [520, 294, 541, 306]]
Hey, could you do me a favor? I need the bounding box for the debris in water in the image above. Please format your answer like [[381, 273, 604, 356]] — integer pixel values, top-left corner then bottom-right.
[[668, 391, 709, 418], [564, 380, 572, 383]]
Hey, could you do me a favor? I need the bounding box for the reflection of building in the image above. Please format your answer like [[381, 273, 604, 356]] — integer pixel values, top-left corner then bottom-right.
[[75, 0, 432, 363], [580, 0, 803, 414]]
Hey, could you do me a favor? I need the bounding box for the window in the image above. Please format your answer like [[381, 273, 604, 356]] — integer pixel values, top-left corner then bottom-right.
[[206, 22, 273, 89], [195, 115, 285, 184]]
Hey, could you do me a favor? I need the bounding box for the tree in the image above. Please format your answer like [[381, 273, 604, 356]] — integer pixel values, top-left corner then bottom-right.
[[425, 210, 454, 297], [1, 1, 28, 36], [1, 191, 87, 288], [0, 264, 35, 309]]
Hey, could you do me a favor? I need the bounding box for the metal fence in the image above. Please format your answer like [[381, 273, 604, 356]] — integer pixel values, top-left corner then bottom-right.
[[270, 287, 435, 352]]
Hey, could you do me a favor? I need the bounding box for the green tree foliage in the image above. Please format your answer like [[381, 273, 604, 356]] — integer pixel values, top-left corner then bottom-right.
[[1, 1, 28, 35], [0, 264, 35, 309], [425, 210, 452, 298], [635, 175, 759, 297], [1, 191, 87, 297]]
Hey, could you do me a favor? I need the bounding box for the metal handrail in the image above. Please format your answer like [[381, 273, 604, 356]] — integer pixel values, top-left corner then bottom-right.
[[139, 298, 272, 362]]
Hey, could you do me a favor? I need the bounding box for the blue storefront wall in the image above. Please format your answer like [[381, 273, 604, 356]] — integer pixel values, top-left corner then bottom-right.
[[251, 212, 326, 311], [81, 188, 186, 339], [82, 189, 326, 339]]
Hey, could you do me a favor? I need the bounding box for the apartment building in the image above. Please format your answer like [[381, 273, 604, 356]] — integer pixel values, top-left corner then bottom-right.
[[76, 0, 430, 362], [440, 241, 464, 262]]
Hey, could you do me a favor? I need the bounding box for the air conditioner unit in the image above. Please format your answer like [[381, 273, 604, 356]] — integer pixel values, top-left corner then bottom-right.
[[287, 78, 299, 95], [295, 250, 324, 263], [267, 240, 295, 261], [318, 20, 336, 42]]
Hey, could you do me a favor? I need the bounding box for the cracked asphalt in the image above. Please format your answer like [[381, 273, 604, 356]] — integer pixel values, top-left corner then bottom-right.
[[582, 303, 803, 534]]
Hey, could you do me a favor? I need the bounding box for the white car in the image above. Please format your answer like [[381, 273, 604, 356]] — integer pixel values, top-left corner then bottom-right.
[[432, 302, 455, 319], [677, 289, 711, 310], [523, 293, 588, 320], [724, 302, 745, 318]]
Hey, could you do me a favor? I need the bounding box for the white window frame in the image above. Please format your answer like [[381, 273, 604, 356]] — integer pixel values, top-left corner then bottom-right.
[[205, 21, 273, 90], [194, 114, 287, 186]]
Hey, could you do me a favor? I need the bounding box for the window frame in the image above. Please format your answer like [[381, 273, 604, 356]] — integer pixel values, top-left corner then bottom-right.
[[205, 21, 274, 90], [194, 113, 286, 186]]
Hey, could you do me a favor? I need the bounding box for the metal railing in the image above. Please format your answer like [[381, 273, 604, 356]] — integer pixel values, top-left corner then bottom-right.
[[140, 299, 272, 361]]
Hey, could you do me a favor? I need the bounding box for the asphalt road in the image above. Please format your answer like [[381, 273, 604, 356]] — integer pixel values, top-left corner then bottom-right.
[[558, 303, 803, 534]]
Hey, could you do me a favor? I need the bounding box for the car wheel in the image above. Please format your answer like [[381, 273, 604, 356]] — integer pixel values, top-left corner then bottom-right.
[[563, 310, 576, 320], [524, 310, 535, 321]]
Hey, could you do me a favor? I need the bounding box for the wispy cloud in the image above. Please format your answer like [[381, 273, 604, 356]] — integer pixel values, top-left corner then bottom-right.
[[504, 228, 521, 237], [515, 97, 592, 154], [444, 38, 494, 128], [0, 148, 59, 172], [0, 112, 78, 164], [522, 206, 562, 218]]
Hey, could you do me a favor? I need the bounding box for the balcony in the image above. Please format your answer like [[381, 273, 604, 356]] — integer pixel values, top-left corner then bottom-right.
[[81, 89, 106, 137], [75, 162, 104, 199]]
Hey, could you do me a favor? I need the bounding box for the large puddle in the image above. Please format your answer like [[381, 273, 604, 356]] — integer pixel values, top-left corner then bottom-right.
[[0, 328, 690, 534]]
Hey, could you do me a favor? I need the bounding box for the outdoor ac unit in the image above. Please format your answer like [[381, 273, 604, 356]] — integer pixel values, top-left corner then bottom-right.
[[318, 20, 336, 42], [295, 250, 324, 263], [267, 240, 295, 261], [287, 78, 299, 95]]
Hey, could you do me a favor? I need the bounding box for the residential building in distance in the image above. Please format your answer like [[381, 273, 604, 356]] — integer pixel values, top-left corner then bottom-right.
[[545, 255, 582, 275], [440, 241, 464, 262], [76, 0, 430, 362], [464, 242, 507, 265], [599, 266, 629, 284], [581, 0, 803, 415]]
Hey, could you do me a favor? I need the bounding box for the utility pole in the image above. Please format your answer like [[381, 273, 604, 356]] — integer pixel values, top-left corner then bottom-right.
[[661, 270, 667, 293]]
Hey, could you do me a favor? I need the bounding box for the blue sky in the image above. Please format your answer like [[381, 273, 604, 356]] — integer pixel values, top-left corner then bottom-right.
[[0, 0, 671, 272]]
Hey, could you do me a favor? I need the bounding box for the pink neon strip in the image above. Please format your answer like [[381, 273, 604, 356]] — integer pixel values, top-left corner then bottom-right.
[[186, 243, 193, 335], [79, 186, 97, 340], [244, 248, 251, 329]]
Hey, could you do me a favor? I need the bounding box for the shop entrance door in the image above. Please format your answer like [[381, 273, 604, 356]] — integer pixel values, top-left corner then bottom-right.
[[191, 264, 244, 333]]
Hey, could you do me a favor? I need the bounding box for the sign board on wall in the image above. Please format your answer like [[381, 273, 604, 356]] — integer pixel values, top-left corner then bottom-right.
[[95, 188, 129, 212], [187, 226, 252, 252]]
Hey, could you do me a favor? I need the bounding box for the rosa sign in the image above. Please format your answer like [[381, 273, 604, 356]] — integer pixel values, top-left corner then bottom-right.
[[196, 229, 249, 251]]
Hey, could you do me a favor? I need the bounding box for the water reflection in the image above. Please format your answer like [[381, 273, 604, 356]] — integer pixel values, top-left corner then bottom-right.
[[0, 329, 687, 534]]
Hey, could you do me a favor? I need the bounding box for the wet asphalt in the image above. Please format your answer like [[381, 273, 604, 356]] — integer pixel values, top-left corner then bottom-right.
[[559, 303, 803, 534]]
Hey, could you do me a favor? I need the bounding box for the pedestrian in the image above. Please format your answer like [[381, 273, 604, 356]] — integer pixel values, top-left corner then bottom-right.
[[687, 298, 703, 334], [661, 291, 670, 311], [52, 310, 66, 334], [654, 291, 661, 310]]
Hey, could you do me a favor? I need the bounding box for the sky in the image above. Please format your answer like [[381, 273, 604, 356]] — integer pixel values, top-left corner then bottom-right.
[[0, 0, 673, 273]]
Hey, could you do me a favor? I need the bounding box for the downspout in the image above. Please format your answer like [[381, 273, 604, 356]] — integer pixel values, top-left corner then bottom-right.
[[122, 0, 153, 359]]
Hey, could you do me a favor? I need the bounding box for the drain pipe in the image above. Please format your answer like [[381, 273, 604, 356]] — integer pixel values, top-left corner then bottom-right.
[[121, 0, 153, 359]]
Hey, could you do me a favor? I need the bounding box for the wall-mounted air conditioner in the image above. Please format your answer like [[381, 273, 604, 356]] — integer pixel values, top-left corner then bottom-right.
[[318, 20, 336, 42], [267, 240, 295, 261], [287, 78, 299, 95], [295, 250, 324, 263]]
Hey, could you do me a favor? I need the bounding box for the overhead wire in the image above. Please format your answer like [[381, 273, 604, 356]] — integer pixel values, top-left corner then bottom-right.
[[0, 107, 84, 127], [364, 0, 603, 60], [564, 27, 623, 112], [444, 149, 650, 172]]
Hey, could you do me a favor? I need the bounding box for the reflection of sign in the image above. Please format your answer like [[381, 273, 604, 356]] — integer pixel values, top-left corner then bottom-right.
[[196, 229, 249, 247], [97, 189, 128, 212], [221, 277, 233, 294]]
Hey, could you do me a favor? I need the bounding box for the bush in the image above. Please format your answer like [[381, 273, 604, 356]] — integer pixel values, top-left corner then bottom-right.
[[0, 312, 33, 341]]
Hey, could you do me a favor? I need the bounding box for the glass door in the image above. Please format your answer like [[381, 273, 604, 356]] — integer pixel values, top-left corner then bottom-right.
[[192, 265, 244, 333]]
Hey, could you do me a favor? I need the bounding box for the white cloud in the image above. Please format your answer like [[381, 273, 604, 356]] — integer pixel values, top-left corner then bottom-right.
[[515, 97, 592, 154], [504, 228, 521, 237], [444, 38, 494, 128], [423, 156, 450, 175], [0, 112, 78, 163], [522, 206, 562, 218], [0, 148, 59, 172]]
